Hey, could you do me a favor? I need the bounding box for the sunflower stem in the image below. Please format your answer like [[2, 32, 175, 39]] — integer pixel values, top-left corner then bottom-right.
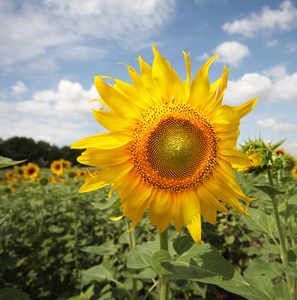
[[125, 218, 137, 300], [159, 229, 169, 300], [267, 168, 295, 300]]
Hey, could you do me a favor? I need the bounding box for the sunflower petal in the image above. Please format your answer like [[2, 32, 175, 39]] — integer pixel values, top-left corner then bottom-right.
[[71, 132, 132, 149], [95, 76, 141, 118], [149, 189, 172, 233], [188, 54, 219, 108]]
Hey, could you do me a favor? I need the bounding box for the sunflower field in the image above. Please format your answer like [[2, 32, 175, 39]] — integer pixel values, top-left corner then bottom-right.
[[0, 141, 297, 300], [1, 47, 297, 300]]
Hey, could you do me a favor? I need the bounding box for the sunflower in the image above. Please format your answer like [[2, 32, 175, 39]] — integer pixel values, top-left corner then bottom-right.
[[51, 160, 64, 177], [50, 176, 57, 184], [60, 159, 71, 170], [274, 149, 286, 156], [71, 45, 258, 244], [76, 169, 87, 178], [6, 171, 18, 182], [235, 150, 262, 172], [22, 163, 40, 181]]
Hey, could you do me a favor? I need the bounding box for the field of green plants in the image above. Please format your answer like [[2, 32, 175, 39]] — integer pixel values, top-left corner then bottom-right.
[[1, 140, 297, 300]]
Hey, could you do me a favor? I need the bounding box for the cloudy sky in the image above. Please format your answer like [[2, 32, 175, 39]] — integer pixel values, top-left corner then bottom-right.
[[1, 0, 297, 156]]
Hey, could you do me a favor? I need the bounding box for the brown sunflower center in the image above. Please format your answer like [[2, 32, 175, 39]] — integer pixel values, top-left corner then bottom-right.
[[131, 102, 219, 191]]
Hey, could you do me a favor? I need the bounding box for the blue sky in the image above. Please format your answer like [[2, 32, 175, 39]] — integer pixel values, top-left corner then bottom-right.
[[1, 0, 297, 156]]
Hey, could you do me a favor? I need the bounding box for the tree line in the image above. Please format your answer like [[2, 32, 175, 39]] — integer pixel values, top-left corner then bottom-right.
[[0, 136, 83, 168]]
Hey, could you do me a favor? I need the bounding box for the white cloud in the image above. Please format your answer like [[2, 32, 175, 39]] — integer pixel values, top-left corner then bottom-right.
[[223, 0, 297, 37], [213, 41, 249, 67], [257, 119, 297, 134], [0, 80, 102, 146], [0, 0, 176, 70], [197, 41, 249, 67], [11, 81, 28, 95], [224, 66, 297, 104]]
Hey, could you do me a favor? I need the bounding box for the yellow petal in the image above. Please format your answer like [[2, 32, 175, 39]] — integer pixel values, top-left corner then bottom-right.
[[148, 189, 172, 233], [126, 64, 156, 107], [152, 45, 172, 101], [188, 54, 219, 108], [77, 146, 131, 169], [200, 200, 217, 224], [79, 162, 133, 193], [139, 55, 162, 105], [198, 186, 231, 214], [214, 97, 258, 125], [70, 132, 132, 149], [95, 76, 141, 118], [220, 148, 251, 165], [93, 108, 135, 132], [170, 193, 184, 232], [182, 189, 200, 225], [186, 216, 201, 244], [182, 51, 191, 100]]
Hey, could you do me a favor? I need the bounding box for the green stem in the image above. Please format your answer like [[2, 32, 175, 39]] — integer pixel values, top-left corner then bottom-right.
[[267, 169, 295, 300], [125, 218, 137, 300], [159, 229, 169, 300]]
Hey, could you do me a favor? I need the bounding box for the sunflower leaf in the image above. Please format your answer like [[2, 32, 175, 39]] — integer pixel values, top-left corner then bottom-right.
[[151, 244, 249, 289], [241, 207, 275, 235], [253, 184, 285, 199], [0, 288, 30, 300], [278, 195, 297, 222], [91, 197, 120, 210], [0, 156, 26, 168]]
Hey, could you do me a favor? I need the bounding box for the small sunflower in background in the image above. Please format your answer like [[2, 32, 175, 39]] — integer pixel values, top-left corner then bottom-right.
[[6, 171, 18, 182], [72, 45, 258, 244], [50, 176, 57, 184], [274, 149, 286, 156], [235, 150, 262, 173], [51, 160, 64, 177], [76, 169, 87, 178], [60, 159, 71, 171], [22, 163, 40, 181]]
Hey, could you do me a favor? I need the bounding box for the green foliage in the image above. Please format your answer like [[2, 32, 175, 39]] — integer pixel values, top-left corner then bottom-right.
[[0, 156, 26, 168]]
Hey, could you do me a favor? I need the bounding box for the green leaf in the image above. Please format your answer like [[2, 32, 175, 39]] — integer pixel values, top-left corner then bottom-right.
[[0, 288, 30, 300], [271, 280, 290, 300], [241, 207, 275, 235], [81, 240, 119, 256], [173, 235, 194, 256], [81, 265, 113, 285], [151, 244, 248, 289], [253, 184, 285, 199], [223, 276, 273, 300], [91, 197, 121, 210], [279, 195, 297, 222], [0, 156, 26, 168], [127, 242, 156, 269], [279, 264, 297, 278]]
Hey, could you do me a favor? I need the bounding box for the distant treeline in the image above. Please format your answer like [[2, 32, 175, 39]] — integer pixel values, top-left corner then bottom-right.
[[0, 136, 83, 168]]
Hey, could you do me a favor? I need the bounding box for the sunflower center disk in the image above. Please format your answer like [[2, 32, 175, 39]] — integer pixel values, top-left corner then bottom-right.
[[147, 118, 205, 179], [131, 103, 219, 191]]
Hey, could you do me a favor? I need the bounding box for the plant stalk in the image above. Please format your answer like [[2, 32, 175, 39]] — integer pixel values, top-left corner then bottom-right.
[[159, 229, 169, 300], [267, 168, 295, 300], [126, 218, 137, 300]]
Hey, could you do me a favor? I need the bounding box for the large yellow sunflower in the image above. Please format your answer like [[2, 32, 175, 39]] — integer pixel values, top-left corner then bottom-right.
[[71, 45, 258, 244]]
